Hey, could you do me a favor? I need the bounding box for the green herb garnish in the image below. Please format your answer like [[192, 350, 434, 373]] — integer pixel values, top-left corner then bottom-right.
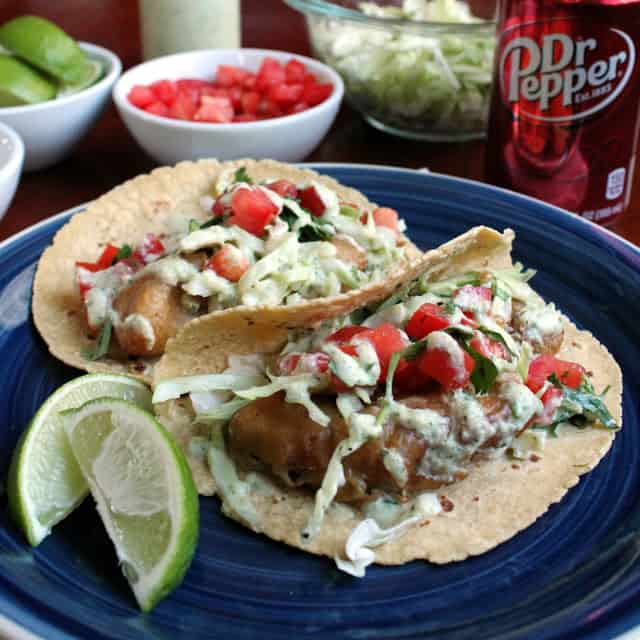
[[112, 245, 132, 264], [81, 316, 112, 361], [546, 374, 619, 431], [234, 167, 252, 184], [461, 341, 499, 394], [281, 204, 334, 242]]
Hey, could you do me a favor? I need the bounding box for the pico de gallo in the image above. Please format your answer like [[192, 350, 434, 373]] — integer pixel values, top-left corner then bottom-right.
[[153, 260, 619, 575], [76, 166, 410, 362], [127, 57, 334, 122]]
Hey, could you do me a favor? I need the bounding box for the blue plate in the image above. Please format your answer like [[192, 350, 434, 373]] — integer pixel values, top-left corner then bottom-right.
[[1, 165, 639, 640]]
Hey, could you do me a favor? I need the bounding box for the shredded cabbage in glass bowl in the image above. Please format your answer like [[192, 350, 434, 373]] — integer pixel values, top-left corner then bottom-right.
[[285, 0, 496, 141]]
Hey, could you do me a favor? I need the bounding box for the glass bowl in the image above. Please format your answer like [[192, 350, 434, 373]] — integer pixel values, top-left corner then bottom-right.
[[285, 0, 497, 142]]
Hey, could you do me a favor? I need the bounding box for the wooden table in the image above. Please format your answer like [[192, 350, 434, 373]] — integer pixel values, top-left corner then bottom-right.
[[0, 0, 638, 244]]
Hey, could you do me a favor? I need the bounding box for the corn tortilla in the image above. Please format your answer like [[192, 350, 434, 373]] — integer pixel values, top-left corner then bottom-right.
[[32, 159, 420, 383]]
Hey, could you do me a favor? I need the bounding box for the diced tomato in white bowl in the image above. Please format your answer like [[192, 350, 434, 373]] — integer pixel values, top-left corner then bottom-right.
[[112, 48, 344, 164]]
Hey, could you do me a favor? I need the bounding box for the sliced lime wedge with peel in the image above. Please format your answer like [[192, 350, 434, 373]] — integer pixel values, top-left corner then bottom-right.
[[63, 398, 199, 612], [0, 53, 56, 106], [57, 58, 104, 97], [0, 15, 87, 83], [7, 374, 152, 547]]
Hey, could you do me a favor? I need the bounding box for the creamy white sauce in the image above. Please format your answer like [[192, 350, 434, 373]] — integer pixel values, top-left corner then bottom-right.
[[121, 313, 155, 350]]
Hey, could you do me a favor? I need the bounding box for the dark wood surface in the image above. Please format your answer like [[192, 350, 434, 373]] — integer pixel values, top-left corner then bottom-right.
[[0, 0, 638, 244]]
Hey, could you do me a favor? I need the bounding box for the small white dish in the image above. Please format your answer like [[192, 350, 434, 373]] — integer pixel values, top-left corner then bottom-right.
[[0, 42, 122, 172], [0, 121, 24, 222], [112, 48, 344, 165]]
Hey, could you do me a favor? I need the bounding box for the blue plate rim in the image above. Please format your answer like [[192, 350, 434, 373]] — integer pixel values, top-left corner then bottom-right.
[[0, 164, 638, 640]]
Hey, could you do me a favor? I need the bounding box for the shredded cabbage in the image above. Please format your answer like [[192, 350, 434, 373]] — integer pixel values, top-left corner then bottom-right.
[[152, 373, 267, 404], [309, 0, 495, 137]]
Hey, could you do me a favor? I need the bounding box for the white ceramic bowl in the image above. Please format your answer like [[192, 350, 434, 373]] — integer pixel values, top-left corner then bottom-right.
[[113, 48, 344, 165], [0, 122, 24, 222], [0, 42, 122, 172]]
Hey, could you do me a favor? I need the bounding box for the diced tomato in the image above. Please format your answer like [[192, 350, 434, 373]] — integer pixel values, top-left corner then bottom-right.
[[461, 312, 479, 328], [212, 197, 226, 218], [150, 79, 177, 105], [257, 98, 282, 118], [255, 57, 286, 91], [531, 386, 564, 426], [470, 333, 508, 360], [393, 359, 433, 393], [269, 83, 304, 107], [228, 86, 242, 110], [326, 325, 368, 344], [303, 72, 317, 87], [299, 186, 325, 216], [241, 91, 261, 115], [362, 323, 409, 382], [229, 187, 279, 236], [267, 179, 298, 199], [233, 114, 258, 122], [176, 78, 209, 92], [302, 82, 333, 106], [526, 354, 585, 392], [372, 207, 400, 238], [205, 244, 250, 282], [453, 285, 493, 312], [416, 344, 475, 391], [128, 85, 155, 108], [285, 59, 306, 84], [194, 96, 234, 123], [96, 244, 120, 270], [201, 86, 231, 99], [132, 233, 165, 264], [406, 303, 450, 340], [169, 90, 198, 120], [243, 73, 257, 90], [216, 65, 238, 87], [286, 101, 309, 115], [145, 101, 170, 117], [280, 352, 329, 375], [75, 261, 100, 273]]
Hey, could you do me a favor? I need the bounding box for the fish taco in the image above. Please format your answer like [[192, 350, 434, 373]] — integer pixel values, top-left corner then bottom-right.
[[152, 226, 622, 575], [33, 159, 420, 382]]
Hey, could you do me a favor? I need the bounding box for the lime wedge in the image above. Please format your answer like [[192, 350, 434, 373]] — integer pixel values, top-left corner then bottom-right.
[[57, 58, 104, 97], [0, 53, 56, 106], [63, 398, 199, 612], [0, 15, 87, 83], [7, 374, 152, 547]]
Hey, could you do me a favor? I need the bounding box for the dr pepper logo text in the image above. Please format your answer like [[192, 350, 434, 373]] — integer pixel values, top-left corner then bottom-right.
[[499, 20, 636, 124]]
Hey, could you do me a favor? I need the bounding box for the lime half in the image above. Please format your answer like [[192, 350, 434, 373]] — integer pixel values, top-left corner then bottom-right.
[[0, 15, 87, 83], [57, 58, 104, 97], [63, 398, 199, 612], [0, 53, 56, 106], [7, 374, 152, 546]]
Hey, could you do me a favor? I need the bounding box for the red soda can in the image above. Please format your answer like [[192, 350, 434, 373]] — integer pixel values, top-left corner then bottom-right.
[[485, 0, 640, 224]]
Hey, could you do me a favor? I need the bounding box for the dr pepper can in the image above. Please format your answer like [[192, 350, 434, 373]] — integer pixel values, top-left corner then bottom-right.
[[485, 0, 640, 223]]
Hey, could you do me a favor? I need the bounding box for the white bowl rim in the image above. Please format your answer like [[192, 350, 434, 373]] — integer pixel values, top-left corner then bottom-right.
[[112, 47, 344, 131], [0, 121, 24, 182], [0, 41, 122, 115]]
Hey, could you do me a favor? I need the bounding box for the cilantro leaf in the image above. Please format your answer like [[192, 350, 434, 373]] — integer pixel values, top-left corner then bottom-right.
[[547, 374, 619, 430], [280, 205, 334, 242], [112, 245, 132, 264], [191, 217, 226, 231], [81, 316, 112, 361], [461, 341, 498, 394], [234, 167, 252, 184]]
